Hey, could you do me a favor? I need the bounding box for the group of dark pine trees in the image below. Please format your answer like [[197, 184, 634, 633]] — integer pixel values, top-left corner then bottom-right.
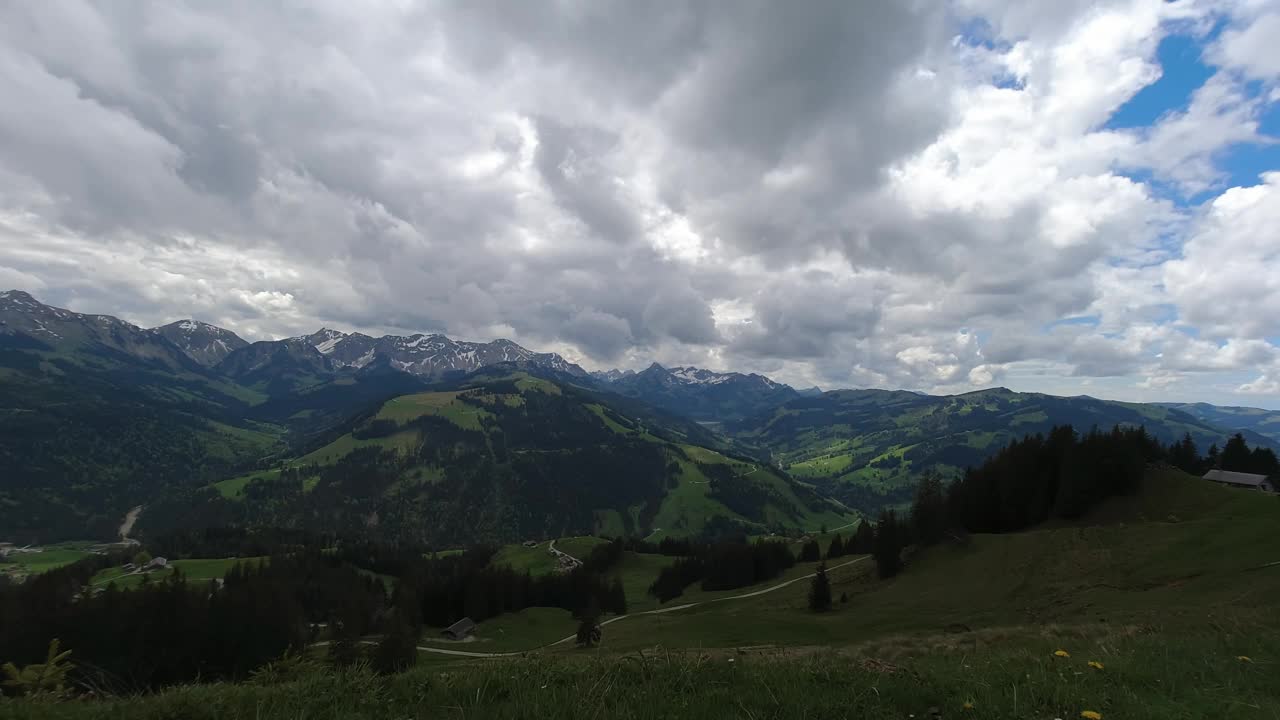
[[868, 424, 1276, 582], [0, 533, 632, 695]]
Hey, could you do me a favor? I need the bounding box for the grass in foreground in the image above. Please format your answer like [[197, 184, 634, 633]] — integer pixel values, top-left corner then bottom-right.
[[9, 626, 1276, 719]]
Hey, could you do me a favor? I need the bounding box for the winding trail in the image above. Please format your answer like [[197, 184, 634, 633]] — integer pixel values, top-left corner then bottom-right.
[[810, 520, 858, 535], [374, 555, 871, 659]]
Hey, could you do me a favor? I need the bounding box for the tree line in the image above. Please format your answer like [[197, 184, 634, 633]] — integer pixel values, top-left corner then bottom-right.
[[869, 423, 1272, 581], [647, 539, 796, 602], [1, 535, 631, 695], [1166, 431, 1279, 477]]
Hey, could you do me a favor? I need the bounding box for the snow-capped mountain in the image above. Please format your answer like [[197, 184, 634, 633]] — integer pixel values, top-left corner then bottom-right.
[[304, 328, 348, 355], [152, 320, 249, 366], [599, 363, 799, 422], [0, 290, 199, 371], [590, 368, 636, 383], [299, 328, 588, 378]]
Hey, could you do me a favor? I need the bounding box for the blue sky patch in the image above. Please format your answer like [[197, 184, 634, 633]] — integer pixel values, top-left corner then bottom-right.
[[1106, 32, 1217, 130]]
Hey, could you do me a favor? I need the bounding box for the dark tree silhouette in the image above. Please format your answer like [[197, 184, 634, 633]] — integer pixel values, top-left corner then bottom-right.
[[849, 521, 875, 555], [910, 475, 948, 547], [808, 563, 832, 612], [799, 540, 821, 562], [826, 533, 845, 559], [873, 509, 904, 579]]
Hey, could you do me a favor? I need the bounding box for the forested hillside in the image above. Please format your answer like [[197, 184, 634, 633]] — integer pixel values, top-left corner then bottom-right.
[[138, 371, 851, 546], [726, 387, 1271, 512], [0, 331, 283, 543]]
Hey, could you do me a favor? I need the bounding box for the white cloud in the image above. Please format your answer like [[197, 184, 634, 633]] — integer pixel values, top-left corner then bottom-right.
[[0, 1, 1276, 406]]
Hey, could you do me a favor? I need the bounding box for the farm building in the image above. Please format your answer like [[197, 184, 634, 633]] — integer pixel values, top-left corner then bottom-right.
[[1203, 469, 1274, 493], [441, 617, 477, 640]]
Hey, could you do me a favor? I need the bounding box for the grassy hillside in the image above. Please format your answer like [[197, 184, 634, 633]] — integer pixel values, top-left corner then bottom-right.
[[190, 372, 855, 545], [18, 468, 1280, 719], [0, 543, 96, 581], [89, 557, 267, 589], [489, 536, 610, 575], [729, 387, 1262, 512]]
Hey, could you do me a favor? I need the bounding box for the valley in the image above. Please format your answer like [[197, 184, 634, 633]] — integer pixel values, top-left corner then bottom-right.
[[6, 467, 1278, 718], [3, 291, 1279, 718]]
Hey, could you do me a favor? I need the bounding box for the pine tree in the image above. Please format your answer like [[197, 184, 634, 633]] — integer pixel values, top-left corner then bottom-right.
[[1249, 446, 1280, 476], [910, 475, 948, 546], [807, 563, 832, 612], [1222, 433, 1252, 472], [850, 520, 875, 554], [826, 534, 845, 559], [575, 603, 602, 648], [873, 509, 903, 579], [609, 578, 627, 615], [799, 539, 821, 562], [1169, 432, 1200, 474], [371, 613, 418, 674]]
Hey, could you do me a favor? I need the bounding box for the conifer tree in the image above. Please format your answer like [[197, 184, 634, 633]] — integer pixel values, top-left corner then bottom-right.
[[910, 475, 948, 547], [371, 613, 418, 674], [850, 520, 875, 554], [1222, 433, 1252, 472], [799, 539, 821, 562], [808, 563, 832, 612], [826, 533, 845, 559], [873, 509, 903, 579]]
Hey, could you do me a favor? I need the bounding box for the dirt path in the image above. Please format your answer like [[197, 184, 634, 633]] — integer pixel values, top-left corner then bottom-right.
[[395, 555, 870, 658], [547, 538, 582, 569], [810, 520, 858, 534]]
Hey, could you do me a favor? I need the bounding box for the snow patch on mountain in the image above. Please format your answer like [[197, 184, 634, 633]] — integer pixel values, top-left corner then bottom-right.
[[297, 327, 586, 378]]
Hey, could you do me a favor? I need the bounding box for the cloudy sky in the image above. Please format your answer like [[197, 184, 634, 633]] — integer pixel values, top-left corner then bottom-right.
[[1, 1, 1278, 407]]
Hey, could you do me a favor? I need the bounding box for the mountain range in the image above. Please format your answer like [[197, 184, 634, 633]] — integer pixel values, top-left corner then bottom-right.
[[591, 362, 802, 422], [2, 288, 1278, 545]]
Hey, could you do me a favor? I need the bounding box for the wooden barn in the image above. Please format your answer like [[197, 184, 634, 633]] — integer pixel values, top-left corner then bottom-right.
[[1203, 469, 1275, 493]]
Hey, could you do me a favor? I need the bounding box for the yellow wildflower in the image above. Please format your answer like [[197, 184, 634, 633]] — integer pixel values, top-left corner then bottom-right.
[[1237, 655, 1252, 663], [1081, 712, 1103, 720], [1088, 661, 1104, 670], [1054, 649, 1071, 658]]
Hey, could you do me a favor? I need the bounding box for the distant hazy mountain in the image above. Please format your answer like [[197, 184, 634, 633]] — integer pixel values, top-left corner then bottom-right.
[[1157, 402, 1280, 445], [590, 368, 636, 383], [596, 363, 799, 422], [152, 320, 249, 366]]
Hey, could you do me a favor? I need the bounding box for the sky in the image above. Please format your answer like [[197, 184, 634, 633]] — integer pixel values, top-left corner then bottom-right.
[[0, 1, 1278, 408]]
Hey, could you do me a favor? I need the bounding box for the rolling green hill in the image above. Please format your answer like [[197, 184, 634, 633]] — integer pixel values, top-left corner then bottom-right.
[[17, 468, 1280, 719], [727, 387, 1268, 511], [171, 371, 853, 546]]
